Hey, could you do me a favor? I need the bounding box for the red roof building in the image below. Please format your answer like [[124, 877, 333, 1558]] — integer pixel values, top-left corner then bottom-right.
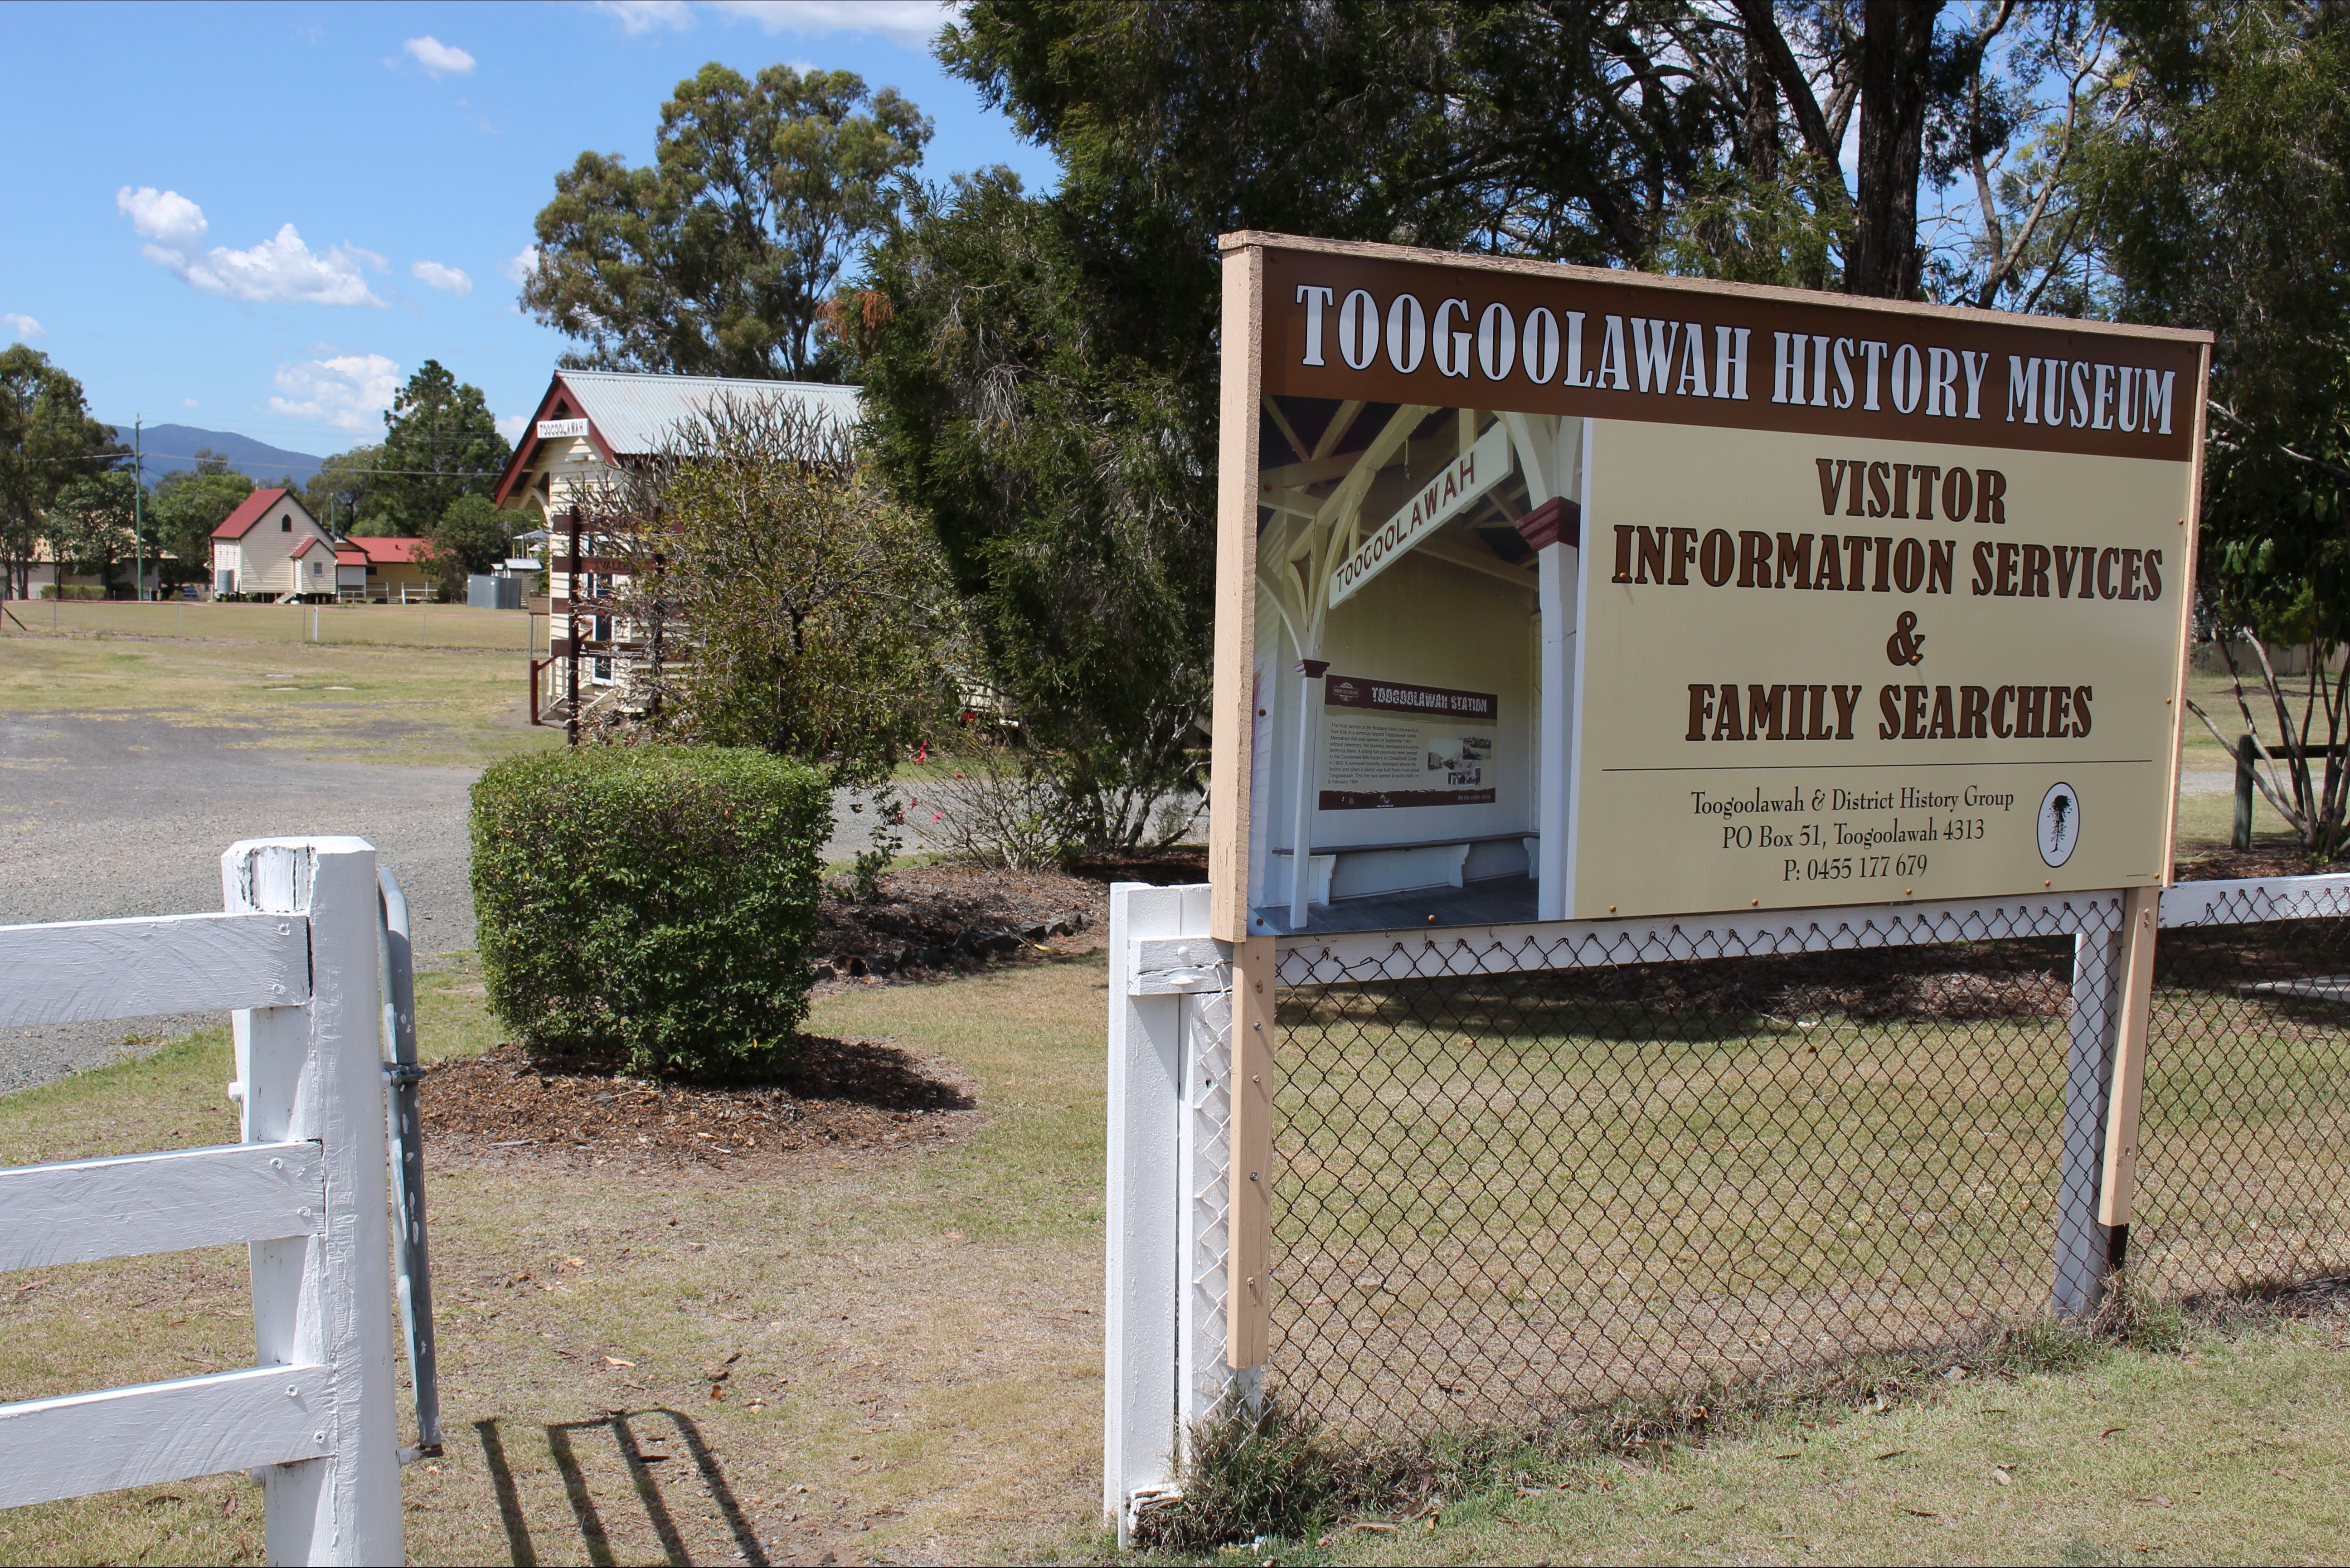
[[212, 487, 302, 540], [340, 537, 426, 566]]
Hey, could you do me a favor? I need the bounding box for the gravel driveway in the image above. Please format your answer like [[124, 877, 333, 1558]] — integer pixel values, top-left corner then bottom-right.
[[0, 712, 935, 1094], [0, 713, 486, 1092]]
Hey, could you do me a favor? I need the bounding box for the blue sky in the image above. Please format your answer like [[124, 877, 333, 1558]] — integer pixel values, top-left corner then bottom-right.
[[0, 1, 1055, 461]]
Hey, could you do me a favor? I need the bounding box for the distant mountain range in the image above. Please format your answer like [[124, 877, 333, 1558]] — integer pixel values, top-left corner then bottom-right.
[[106, 424, 327, 487]]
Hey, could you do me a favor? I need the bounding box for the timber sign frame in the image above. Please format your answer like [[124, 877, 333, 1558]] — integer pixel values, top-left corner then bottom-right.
[[1207, 232, 2213, 947]]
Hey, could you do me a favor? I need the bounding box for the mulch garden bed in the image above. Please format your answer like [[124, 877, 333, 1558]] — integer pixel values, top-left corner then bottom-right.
[[420, 1035, 979, 1178], [422, 850, 1209, 1175], [808, 849, 1207, 989]]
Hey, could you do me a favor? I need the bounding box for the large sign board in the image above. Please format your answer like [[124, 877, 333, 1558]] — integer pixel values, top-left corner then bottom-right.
[[1208, 233, 2210, 943]]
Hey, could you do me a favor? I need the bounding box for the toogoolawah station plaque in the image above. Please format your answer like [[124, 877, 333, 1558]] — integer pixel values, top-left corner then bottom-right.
[[1205, 233, 2210, 942]]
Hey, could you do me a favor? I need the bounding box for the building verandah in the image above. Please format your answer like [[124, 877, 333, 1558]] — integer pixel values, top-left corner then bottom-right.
[[1247, 398, 1588, 936]]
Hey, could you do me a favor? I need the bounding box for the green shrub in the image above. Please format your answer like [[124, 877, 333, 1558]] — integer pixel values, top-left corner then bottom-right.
[[470, 745, 830, 1080]]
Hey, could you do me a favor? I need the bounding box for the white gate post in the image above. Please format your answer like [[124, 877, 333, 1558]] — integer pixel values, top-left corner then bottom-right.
[[1107, 881, 1234, 1542], [224, 838, 403, 1564]]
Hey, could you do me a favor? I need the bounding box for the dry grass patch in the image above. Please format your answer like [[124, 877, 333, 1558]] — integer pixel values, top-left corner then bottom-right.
[[0, 954, 1114, 1566], [0, 635, 551, 768]]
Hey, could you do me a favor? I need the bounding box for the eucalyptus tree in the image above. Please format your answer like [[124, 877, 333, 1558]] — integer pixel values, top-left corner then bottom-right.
[[856, 0, 2095, 848], [0, 346, 119, 600], [371, 362, 510, 535], [151, 452, 254, 580], [2086, 0, 2350, 854], [522, 63, 931, 381]]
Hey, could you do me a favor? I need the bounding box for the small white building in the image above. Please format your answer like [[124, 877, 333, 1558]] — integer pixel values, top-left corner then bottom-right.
[[211, 489, 335, 600]]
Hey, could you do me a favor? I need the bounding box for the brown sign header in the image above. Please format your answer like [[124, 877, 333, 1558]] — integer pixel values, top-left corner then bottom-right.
[[1244, 236, 2206, 462], [1325, 675, 1498, 720]]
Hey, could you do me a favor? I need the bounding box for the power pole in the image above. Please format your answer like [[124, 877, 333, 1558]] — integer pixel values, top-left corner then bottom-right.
[[131, 417, 145, 601]]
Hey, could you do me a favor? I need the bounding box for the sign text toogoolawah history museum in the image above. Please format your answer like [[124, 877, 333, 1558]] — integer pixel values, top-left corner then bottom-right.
[[1205, 233, 2211, 942]]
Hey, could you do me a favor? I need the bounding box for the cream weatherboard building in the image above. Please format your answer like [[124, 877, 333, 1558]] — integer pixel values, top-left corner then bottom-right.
[[210, 489, 335, 598], [494, 369, 859, 730]]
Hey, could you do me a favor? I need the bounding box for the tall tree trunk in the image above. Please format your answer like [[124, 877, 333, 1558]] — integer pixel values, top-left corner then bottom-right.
[[1850, 0, 1944, 298], [1744, 34, 1781, 181]]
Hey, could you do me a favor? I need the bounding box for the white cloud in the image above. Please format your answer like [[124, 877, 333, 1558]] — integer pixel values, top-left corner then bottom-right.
[[403, 36, 476, 77], [496, 413, 531, 443], [595, 0, 692, 32], [268, 353, 401, 433], [600, 1, 953, 47], [118, 187, 384, 307], [187, 226, 383, 306], [2, 312, 45, 342], [181, 397, 200, 407], [117, 185, 207, 253], [714, 1, 954, 45], [411, 260, 474, 296], [502, 246, 541, 286]]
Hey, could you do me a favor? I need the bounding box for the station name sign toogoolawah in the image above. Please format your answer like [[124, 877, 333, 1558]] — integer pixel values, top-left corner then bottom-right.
[[1329, 420, 1513, 607], [1208, 233, 2211, 944]]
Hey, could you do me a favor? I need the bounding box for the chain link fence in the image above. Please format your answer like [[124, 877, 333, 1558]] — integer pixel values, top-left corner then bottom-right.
[[1103, 877, 2350, 1532], [1256, 887, 2350, 1442], [2131, 890, 2350, 1306]]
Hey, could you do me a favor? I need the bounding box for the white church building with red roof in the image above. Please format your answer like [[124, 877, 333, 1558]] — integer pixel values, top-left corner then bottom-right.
[[208, 488, 335, 599], [209, 490, 435, 602]]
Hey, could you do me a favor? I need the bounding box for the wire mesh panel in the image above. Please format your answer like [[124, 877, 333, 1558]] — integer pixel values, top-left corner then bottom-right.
[[1182, 987, 1241, 1425], [1266, 906, 2119, 1441], [2135, 893, 2350, 1301]]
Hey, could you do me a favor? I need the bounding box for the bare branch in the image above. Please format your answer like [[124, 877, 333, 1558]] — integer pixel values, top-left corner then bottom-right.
[[2186, 698, 2304, 828], [2279, 444, 2350, 485]]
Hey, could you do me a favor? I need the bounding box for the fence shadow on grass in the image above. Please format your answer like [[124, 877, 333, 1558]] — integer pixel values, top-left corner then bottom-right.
[[543, 1408, 767, 1567], [475, 1418, 538, 1567]]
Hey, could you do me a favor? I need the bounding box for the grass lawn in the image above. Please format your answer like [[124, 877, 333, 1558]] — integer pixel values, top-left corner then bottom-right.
[[0, 956, 1114, 1566], [0, 636, 2341, 1564], [0, 951, 2343, 1565], [1191, 1305, 2350, 1566], [0, 632, 554, 769], [1270, 962, 2350, 1443]]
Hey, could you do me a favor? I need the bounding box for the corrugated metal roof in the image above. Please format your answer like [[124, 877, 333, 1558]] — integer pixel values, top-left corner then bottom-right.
[[555, 370, 860, 456]]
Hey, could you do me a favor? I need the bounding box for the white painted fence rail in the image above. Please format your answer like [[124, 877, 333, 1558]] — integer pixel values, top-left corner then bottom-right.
[[0, 837, 401, 1564]]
